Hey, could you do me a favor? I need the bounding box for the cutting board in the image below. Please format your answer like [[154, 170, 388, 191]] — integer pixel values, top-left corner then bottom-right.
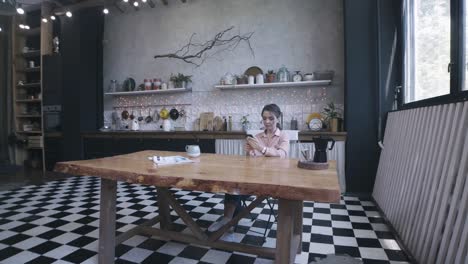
[[199, 112, 214, 131]]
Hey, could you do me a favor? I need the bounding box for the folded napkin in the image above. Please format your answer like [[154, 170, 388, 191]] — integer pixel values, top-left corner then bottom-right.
[[149, 155, 194, 166]]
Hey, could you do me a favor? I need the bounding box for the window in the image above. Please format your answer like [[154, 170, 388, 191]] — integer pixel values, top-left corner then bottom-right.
[[403, 0, 468, 104]]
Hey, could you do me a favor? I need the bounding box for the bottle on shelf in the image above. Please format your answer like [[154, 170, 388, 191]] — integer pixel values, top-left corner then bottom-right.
[[223, 116, 227, 131]]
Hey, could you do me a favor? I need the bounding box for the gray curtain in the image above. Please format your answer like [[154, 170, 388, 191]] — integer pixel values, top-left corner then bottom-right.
[[0, 15, 13, 164]]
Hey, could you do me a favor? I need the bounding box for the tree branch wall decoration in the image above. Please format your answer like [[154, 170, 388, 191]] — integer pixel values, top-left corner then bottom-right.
[[154, 26, 254, 67]]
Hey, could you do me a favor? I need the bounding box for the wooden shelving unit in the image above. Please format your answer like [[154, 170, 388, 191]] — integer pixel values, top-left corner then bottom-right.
[[12, 3, 53, 171]]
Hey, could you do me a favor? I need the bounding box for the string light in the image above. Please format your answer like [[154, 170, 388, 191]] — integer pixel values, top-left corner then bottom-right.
[[142, 0, 147, 2], [19, 24, 25, 29], [50, 15, 56, 20], [24, 25, 30, 30], [66, 11, 72, 17], [16, 4, 25, 15], [123, 0, 129, 2], [103, 8, 109, 14], [42, 17, 48, 23], [0, 27, 2, 32], [133, 1, 138, 7]]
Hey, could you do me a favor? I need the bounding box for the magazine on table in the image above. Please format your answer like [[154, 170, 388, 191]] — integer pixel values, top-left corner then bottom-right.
[[149, 155, 194, 166]]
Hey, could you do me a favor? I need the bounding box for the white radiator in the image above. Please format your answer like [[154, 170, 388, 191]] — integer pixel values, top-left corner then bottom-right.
[[373, 102, 468, 264]]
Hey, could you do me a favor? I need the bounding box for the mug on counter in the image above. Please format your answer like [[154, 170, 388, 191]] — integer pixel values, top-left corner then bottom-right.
[[186, 145, 201, 157]]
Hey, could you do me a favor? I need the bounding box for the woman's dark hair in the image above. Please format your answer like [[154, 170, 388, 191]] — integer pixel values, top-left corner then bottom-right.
[[261, 104, 282, 129]]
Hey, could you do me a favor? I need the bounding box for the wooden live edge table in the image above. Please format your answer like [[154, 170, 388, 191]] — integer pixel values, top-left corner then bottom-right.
[[54, 150, 340, 264]]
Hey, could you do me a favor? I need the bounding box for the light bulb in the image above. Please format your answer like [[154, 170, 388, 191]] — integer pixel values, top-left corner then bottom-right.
[[142, 0, 147, 2], [24, 25, 30, 30], [42, 18, 48, 23], [19, 24, 25, 29], [133, 1, 138, 6], [123, 0, 128, 2], [17, 6, 25, 15], [66, 11, 72, 17], [50, 15, 56, 20], [0, 27, 2, 32], [103, 8, 109, 14]]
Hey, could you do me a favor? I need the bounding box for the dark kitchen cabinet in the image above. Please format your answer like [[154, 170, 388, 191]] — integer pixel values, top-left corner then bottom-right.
[[60, 7, 104, 161], [42, 55, 62, 107], [44, 137, 63, 171]]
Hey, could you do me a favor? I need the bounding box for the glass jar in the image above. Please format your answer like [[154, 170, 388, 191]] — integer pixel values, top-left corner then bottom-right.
[[277, 65, 290, 82], [108, 80, 117, 92]]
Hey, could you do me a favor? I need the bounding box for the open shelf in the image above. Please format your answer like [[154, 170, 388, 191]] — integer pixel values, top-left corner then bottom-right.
[[18, 27, 40, 36], [17, 131, 42, 134], [20, 67, 41, 73], [17, 50, 41, 58], [26, 146, 44, 150], [16, 99, 42, 103], [105, 87, 192, 96], [16, 115, 42, 118], [17, 82, 41, 88], [215, 80, 331, 90]]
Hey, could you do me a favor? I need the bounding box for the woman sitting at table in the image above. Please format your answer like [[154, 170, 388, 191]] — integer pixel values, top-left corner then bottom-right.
[[208, 103, 289, 232]]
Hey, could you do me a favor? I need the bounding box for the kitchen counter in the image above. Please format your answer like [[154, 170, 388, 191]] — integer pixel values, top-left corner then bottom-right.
[[82, 130, 347, 141]]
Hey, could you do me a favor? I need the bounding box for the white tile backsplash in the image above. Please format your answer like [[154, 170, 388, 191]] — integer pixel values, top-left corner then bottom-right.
[[104, 88, 343, 131]]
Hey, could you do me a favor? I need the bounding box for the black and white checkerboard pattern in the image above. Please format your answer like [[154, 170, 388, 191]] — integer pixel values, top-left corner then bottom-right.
[[0, 176, 410, 264]]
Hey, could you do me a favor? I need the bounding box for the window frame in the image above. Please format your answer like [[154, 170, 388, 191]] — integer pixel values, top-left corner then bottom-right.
[[401, 0, 468, 110]]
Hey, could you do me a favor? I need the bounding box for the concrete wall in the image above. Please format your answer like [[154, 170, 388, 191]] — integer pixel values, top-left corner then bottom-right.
[[103, 0, 344, 130]]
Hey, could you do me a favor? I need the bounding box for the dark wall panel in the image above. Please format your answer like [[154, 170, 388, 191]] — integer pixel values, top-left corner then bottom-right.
[[344, 1, 380, 193], [60, 8, 103, 161], [0, 16, 11, 164]]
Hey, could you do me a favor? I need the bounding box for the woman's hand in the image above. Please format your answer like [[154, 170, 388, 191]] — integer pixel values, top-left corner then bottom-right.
[[246, 137, 264, 152]]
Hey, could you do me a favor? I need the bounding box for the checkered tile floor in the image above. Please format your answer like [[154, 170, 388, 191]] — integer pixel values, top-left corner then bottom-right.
[[0, 176, 410, 264]]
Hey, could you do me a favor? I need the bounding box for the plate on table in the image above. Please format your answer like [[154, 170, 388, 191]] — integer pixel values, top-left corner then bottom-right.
[[244, 66, 263, 77]]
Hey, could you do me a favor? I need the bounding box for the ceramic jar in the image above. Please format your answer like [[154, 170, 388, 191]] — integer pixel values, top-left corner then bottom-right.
[[256, 73, 264, 84]]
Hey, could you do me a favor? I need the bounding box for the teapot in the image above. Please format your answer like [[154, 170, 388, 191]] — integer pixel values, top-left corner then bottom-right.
[[223, 73, 234, 85], [159, 107, 169, 119], [169, 108, 179, 120]]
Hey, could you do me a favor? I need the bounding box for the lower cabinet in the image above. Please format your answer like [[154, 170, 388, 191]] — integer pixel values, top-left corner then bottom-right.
[[44, 137, 64, 171], [83, 137, 215, 159]]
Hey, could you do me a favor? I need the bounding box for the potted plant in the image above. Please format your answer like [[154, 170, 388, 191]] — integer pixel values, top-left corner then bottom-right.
[[240, 115, 250, 131], [265, 70, 276, 83], [322, 102, 342, 132], [171, 73, 192, 88]]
